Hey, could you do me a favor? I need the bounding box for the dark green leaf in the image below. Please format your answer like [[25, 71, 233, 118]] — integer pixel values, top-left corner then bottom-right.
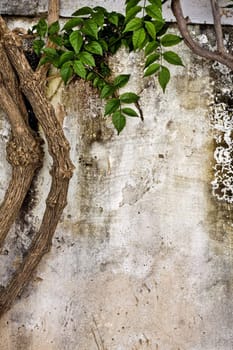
[[98, 39, 108, 52], [145, 21, 156, 39], [158, 66, 170, 92], [125, 6, 142, 23], [49, 34, 63, 46], [112, 111, 126, 134], [163, 51, 184, 66], [38, 56, 51, 66], [145, 52, 160, 67], [59, 51, 75, 66], [160, 34, 183, 47], [120, 92, 139, 103], [126, 0, 141, 12], [81, 20, 98, 39], [33, 39, 44, 56], [104, 98, 120, 115], [48, 21, 60, 35], [133, 28, 146, 50], [85, 41, 103, 55], [37, 19, 48, 38], [100, 84, 115, 98], [113, 74, 130, 88], [123, 18, 142, 32], [62, 18, 83, 31], [86, 72, 96, 81], [60, 62, 73, 84], [108, 12, 120, 26], [145, 5, 163, 21], [73, 60, 86, 79], [79, 51, 95, 66], [69, 30, 83, 53], [72, 7, 93, 16], [122, 107, 138, 117], [145, 40, 159, 55], [144, 63, 160, 76], [42, 47, 58, 59]]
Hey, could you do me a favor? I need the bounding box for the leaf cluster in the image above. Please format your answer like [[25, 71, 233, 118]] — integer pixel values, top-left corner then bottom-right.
[[31, 0, 184, 134]]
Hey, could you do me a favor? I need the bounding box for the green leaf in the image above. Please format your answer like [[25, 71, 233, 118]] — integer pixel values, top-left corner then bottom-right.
[[145, 5, 164, 22], [120, 92, 139, 103], [148, 0, 162, 8], [123, 18, 142, 32], [160, 34, 183, 47], [144, 63, 160, 76], [113, 74, 130, 88], [86, 72, 96, 81], [69, 30, 83, 53], [81, 20, 98, 39], [104, 98, 120, 115], [33, 39, 44, 55], [92, 11, 105, 27], [38, 56, 51, 66], [72, 7, 93, 16], [73, 60, 87, 79], [62, 18, 83, 31], [145, 53, 160, 67], [98, 39, 108, 52], [108, 12, 120, 26], [145, 40, 159, 55], [79, 51, 95, 66], [49, 34, 63, 46], [122, 107, 138, 117], [112, 111, 126, 134], [145, 21, 156, 39], [85, 41, 103, 55], [126, 0, 141, 12], [100, 84, 115, 98], [133, 28, 146, 50], [37, 19, 48, 38], [125, 6, 142, 23], [163, 51, 184, 66], [48, 21, 60, 35], [60, 62, 73, 84], [158, 66, 170, 92], [42, 47, 58, 59], [59, 51, 75, 66]]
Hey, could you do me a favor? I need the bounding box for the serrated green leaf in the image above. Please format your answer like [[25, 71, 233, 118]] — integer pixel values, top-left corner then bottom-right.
[[113, 74, 130, 88], [85, 41, 103, 55], [60, 62, 73, 84], [122, 107, 138, 117], [145, 53, 160, 67], [158, 66, 170, 92], [120, 92, 139, 103], [160, 34, 183, 47], [62, 18, 83, 31], [72, 7, 93, 16], [108, 12, 120, 26], [48, 21, 60, 35], [33, 39, 44, 56], [145, 21, 156, 39], [125, 6, 142, 23], [112, 111, 126, 134], [81, 20, 98, 39], [123, 18, 142, 32], [73, 60, 86, 79], [104, 98, 120, 115], [69, 30, 83, 53], [79, 51, 95, 66], [133, 28, 146, 50], [37, 19, 48, 38], [163, 51, 184, 66], [145, 5, 163, 21], [144, 63, 160, 76], [145, 40, 159, 55], [59, 51, 75, 66], [100, 84, 115, 98]]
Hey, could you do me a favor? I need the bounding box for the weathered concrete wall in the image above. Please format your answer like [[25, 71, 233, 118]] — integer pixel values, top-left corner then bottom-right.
[[0, 7, 233, 350]]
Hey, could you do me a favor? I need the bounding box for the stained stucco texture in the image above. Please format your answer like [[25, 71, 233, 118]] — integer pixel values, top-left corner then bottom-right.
[[0, 15, 233, 350]]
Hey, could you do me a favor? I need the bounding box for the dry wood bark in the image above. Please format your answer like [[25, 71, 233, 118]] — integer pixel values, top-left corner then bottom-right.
[[0, 0, 74, 316]]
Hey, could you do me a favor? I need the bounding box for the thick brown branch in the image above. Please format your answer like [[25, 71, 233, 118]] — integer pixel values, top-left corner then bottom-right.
[[210, 0, 225, 53], [171, 0, 233, 70]]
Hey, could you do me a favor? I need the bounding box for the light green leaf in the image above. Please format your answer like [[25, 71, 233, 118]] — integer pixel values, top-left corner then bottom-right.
[[145, 5, 163, 21], [60, 62, 73, 84], [125, 6, 142, 23], [79, 51, 95, 66], [133, 28, 146, 50], [73, 60, 87, 79], [108, 12, 120, 26], [42, 47, 58, 58], [145, 53, 160, 67], [112, 111, 126, 134], [123, 18, 142, 32], [104, 98, 120, 115], [120, 92, 139, 103], [163, 51, 184, 66], [160, 34, 183, 47], [62, 18, 83, 31], [92, 11, 105, 27], [144, 63, 160, 76], [122, 107, 139, 117], [145, 21, 156, 39], [113, 74, 130, 88], [85, 41, 103, 55], [145, 40, 159, 55], [148, 0, 162, 8], [48, 21, 60, 35], [69, 30, 83, 53], [158, 66, 170, 92], [82, 20, 98, 39]]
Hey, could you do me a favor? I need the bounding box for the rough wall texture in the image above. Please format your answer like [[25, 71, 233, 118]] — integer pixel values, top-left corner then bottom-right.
[[0, 11, 233, 350]]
